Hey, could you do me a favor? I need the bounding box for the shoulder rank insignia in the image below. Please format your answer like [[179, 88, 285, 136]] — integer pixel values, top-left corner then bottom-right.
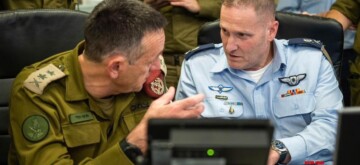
[[279, 73, 306, 86], [288, 38, 333, 64], [208, 84, 233, 94], [24, 64, 66, 95], [22, 115, 49, 142], [185, 43, 215, 60]]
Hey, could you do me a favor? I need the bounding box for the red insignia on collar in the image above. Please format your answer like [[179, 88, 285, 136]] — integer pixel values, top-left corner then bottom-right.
[[143, 70, 165, 98]]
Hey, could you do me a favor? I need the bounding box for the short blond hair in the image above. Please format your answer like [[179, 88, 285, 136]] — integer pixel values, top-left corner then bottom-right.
[[222, 0, 276, 21]]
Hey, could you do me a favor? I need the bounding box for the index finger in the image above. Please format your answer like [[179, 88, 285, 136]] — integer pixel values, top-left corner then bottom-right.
[[173, 93, 205, 109]]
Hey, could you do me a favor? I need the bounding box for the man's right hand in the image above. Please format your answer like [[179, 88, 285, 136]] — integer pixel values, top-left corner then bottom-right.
[[145, 86, 205, 119], [126, 86, 205, 153]]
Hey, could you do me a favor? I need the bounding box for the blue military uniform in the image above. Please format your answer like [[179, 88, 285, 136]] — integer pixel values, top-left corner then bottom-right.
[[176, 39, 343, 164]]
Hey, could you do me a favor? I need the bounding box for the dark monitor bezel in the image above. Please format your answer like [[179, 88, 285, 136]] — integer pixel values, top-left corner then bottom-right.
[[334, 107, 360, 165], [146, 118, 273, 165]]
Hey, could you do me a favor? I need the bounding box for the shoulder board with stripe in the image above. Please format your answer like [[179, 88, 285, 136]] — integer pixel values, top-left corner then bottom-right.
[[288, 38, 332, 64], [185, 43, 216, 60]]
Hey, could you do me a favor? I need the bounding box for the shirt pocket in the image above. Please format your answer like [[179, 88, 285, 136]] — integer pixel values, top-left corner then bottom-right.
[[274, 93, 315, 117], [202, 97, 244, 118], [273, 93, 315, 130], [62, 121, 101, 148], [123, 109, 146, 131]]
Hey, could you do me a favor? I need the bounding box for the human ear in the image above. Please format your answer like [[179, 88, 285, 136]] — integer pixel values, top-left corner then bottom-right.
[[107, 56, 126, 79], [268, 20, 279, 40]]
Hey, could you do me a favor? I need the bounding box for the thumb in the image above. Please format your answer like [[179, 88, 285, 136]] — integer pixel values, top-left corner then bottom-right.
[[154, 86, 175, 105]]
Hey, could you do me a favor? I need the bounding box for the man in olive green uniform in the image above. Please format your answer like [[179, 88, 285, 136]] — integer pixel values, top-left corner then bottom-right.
[[326, 0, 360, 105], [0, 0, 78, 10], [8, 0, 205, 164], [144, 0, 221, 88]]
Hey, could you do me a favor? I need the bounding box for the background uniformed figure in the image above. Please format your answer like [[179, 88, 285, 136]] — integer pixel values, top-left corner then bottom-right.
[[8, 0, 204, 164], [144, 0, 221, 89], [0, 0, 78, 10], [325, 0, 360, 106]]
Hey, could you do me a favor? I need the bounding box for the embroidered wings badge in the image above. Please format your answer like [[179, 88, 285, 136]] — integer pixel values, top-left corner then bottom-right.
[[279, 74, 306, 86], [208, 84, 233, 94]]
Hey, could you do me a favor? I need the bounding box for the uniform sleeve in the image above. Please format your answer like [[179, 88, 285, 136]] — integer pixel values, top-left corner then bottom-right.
[[175, 59, 199, 100], [331, 0, 360, 25], [80, 145, 133, 165], [279, 55, 342, 163], [9, 72, 133, 165], [276, 0, 302, 13], [197, 0, 221, 19]]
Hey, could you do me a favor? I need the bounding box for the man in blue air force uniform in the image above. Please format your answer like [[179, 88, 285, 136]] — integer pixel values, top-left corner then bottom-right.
[[176, 0, 343, 164]]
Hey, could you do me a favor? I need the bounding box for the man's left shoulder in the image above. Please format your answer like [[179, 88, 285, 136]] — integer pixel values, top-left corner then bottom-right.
[[287, 38, 332, 64], [185, 43, 221, 60], [288, 38, 323, 49]]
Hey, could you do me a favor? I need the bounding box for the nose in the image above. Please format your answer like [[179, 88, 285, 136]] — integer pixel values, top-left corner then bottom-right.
[[224, 35, 238, 52]]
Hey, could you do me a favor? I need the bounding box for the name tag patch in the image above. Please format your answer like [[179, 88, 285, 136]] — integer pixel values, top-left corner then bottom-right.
[[215, 95, 228, 100], [70, 112, 94, 124]]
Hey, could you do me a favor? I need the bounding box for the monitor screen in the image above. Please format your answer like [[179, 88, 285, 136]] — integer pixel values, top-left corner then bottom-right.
[[146, 118, 273, 165], [334, 107, 360, 165]]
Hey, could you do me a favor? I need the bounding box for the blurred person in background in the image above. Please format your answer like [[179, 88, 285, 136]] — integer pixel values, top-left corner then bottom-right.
[[144, 0, 221, 89], [324, 0, 360, 106]]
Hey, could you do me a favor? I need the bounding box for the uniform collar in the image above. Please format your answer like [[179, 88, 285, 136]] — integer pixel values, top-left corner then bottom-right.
[[211, 46, 229, 73], [273, 39, 289, 73], [63, 41, 89, 101], [210, 43, 286, 74]]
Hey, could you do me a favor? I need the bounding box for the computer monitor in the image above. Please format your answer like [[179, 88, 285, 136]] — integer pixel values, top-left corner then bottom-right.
[[146, 118, 273, 165], [334, 107, 360, 165]]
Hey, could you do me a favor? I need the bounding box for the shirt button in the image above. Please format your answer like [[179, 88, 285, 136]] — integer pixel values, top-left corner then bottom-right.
[[294, 104, 299, 109], [58, 64, 65, 71]]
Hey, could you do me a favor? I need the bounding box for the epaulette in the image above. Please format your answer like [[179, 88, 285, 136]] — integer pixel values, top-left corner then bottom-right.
[[288, 38, 333, 64], [185, 43, 216, 60], [23, 64, 66, 95]]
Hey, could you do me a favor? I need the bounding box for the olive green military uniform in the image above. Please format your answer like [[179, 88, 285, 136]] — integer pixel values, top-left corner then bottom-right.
[[331, 0, 360, 105], [160, 0, 221, 88], [0, 0, 77, 10], [8, 41, 153, 165]]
